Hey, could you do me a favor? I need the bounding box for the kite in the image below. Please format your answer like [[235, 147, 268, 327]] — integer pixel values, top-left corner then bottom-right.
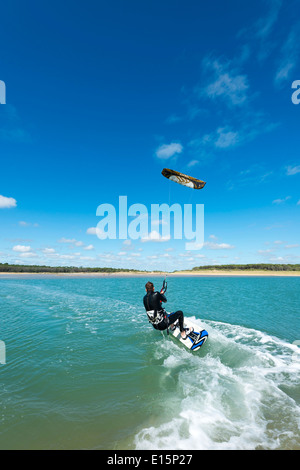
[[162, 168, 206, 190]]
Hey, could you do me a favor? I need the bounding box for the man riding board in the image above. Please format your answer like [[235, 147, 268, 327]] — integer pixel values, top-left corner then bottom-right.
[[143, 281, 193, 339]]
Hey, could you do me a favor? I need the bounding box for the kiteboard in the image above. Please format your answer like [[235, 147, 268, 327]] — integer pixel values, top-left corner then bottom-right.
[[168, 317, 208, 352]]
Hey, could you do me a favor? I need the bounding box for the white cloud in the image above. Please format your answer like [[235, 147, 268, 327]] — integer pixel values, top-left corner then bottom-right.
[[86, 227, 104, 237], [264, 223, 283, 230], [0, 195, 17, 209], [141, 230, 170, 242], [13, 245, 31, 253], [19, 221, 39, 227], [191, 111, 277, 157], [269, 256, 285, 262], [59, 238, 77, 243], [155, 142, 183, 159], [84, 244, 94, 251], [202, 57, 249, 107], [227, 165, 275, 191], [189, 126, 240, 153], [272, 196, 291, 204], [19, 252, 36, 258], [255, 0, 282, 40], [151, 218, 167, 226], [206, 71, 249, 107], [204, 242, 235, 250], [187, 53, 279, 162], [214, 127, 239, 148], [184, 242, 205, 251], [286, 165, 300, 176], [59, 237, 92, 249], [238, 0, 282, 62], [165, 113, 183, 124], [275, 24, 300, 86], [42, 248, 56, 254], [187, 159, 199, 168]]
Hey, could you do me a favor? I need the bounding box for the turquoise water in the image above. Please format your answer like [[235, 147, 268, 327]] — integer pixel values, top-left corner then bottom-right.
[[0, 275, 300, 450]]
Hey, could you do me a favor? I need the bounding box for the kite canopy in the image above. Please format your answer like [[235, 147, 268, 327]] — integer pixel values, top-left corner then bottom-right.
[[162, 168, 206, 190]]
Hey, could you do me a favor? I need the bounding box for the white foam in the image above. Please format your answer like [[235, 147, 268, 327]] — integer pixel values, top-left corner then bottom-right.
[[135, 318, 300, 450]]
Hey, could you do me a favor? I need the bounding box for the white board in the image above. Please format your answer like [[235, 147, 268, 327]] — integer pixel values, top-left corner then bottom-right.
[[168, 317, 208, 352]]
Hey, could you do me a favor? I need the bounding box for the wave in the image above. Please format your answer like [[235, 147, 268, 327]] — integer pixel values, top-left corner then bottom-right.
[[135, 317, 300, 450]]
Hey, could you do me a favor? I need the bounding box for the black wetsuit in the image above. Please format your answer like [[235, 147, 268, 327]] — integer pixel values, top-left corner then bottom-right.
[[143, 291, 184, 332]]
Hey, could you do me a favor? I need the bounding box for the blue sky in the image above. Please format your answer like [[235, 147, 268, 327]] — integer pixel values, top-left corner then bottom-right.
[[0, 0, 300, 271]]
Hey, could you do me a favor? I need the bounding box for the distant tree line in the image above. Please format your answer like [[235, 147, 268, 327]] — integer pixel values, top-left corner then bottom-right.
[[1, 262, 300, 273], [191, 264, 300, 271], [0, 263, 142, 273]]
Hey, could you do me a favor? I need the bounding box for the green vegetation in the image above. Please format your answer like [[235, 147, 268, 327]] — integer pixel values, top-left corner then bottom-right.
[[0, 263, 142, 273], [0, 262, 300, 274], [191, 264, 300, 272]]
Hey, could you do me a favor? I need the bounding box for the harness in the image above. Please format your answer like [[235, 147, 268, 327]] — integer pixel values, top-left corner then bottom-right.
[[146, 309, 165, 326], [145, 292, 166, 327]]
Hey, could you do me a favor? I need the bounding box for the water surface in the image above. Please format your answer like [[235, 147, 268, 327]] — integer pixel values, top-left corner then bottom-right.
[[0, 276, 299, 449]]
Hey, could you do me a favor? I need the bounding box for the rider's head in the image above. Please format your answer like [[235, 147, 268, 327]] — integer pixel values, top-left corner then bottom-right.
[[145, 281, 154, 292]]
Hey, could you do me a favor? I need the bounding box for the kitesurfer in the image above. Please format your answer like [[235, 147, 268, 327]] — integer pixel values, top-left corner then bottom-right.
[[143, 281, 193, 339]]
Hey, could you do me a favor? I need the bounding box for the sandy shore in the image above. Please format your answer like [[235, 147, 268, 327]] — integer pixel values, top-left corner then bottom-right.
[[0, 270, 299, 278], [174, 270, 300, 277]]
